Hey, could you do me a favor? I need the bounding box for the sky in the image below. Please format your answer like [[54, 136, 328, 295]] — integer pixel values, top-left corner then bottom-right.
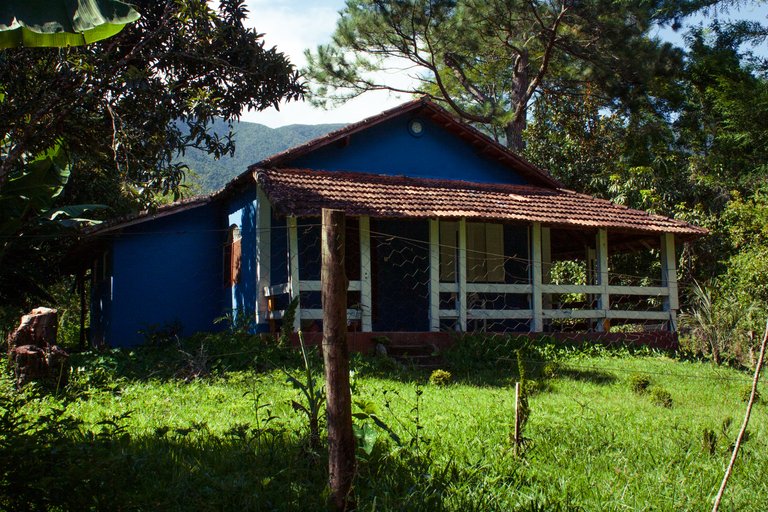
[[241, 0, 768, 128]]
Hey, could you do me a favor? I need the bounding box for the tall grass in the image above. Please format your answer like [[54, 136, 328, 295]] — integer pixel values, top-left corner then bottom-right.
[[2, 333, 766, 511]]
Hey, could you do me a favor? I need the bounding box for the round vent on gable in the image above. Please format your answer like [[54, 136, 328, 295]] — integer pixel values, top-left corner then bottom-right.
[[408, 118, 424, 137]]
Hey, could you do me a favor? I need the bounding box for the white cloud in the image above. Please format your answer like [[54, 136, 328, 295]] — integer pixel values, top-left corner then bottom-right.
[[241, 0, 413, 127]]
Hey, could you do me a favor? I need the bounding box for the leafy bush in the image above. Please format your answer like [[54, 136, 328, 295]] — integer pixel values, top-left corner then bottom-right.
[[650, 387, 673, 408], [629, 373, 651, 395], [429, 369, 453, 386]]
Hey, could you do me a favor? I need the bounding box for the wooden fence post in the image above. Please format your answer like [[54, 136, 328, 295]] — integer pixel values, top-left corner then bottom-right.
[[322, 209, 355, 511]]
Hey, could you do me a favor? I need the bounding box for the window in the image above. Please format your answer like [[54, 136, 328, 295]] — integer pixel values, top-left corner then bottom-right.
[[224, 225, 242, 285], [440, 221, 505, 283]]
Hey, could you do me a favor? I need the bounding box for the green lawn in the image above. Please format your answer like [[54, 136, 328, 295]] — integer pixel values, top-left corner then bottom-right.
[[3, 336, 766, 511]]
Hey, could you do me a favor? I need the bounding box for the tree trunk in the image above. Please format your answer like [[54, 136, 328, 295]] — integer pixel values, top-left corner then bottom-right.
[[321, 209, 356, 511], [506, 50, 530, 153]]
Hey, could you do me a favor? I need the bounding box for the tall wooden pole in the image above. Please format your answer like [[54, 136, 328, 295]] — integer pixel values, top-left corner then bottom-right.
[[712, 320, 768, 512], [321, 209, 355, 511]]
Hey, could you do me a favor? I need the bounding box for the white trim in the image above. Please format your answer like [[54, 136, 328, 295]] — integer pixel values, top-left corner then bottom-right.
[[595, 228, 609, 332], [468, 309, 533, 320], [300, 280, 361, 292], [429, 219, 440, 331], [661, 232, 678, 331], [458, 218, 468, 331], [531, 222, 543, 332], [300, 309, 362, 321], [288, 216, 301, 331], [360, 216, 373, 332], [256, 188, 271, 325], [466, 283, 531, 294]]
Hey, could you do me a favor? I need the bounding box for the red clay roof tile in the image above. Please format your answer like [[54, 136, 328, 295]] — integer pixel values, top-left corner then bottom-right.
[[256, 168, 707, 237]]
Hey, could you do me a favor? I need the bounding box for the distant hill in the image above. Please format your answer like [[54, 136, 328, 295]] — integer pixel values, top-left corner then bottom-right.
[[175, 118, 345, 192]]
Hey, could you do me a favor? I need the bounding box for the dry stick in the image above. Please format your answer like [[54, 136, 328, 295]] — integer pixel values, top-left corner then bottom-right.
[[712, 320, 768, 512], [514, 382, 521, 455]]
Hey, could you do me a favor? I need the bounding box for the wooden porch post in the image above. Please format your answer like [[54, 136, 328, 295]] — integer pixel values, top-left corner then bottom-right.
[[541, 227, 552, 310], [429, 219, 440, 332], [288, 215, 301, 331], [661, 232, 679, 331], [596, 228, 610, 332], [531, 222, 543, 332], [256, 187, 271, 326], [359, 215, 373, 332], [321, 209, 355, 511], [458, 218, 468, 331]]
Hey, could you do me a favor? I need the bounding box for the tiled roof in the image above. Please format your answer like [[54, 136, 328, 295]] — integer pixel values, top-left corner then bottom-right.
[[256, 168, 707, 237]]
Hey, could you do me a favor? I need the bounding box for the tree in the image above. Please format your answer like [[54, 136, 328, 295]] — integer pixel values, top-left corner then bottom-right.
[[0, 0, 303, 308], [0, 0, 303, 209], [305, 0, 686, 151]]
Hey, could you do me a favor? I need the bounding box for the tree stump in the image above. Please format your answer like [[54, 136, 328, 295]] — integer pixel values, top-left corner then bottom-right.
[[6, 308, 69, 389]]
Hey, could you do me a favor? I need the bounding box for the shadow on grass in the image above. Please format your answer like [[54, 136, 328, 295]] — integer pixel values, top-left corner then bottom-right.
[[2, 413, 552, 512], [556, 366, 617, 385]]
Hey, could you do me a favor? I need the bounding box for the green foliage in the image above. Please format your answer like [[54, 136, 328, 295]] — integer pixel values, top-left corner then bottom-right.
[[679, 280, 749, 365], [429, 369, 453, 387], [2, 344, 768, 510], [740, 384, 760, 404], [283, 332, 325, 452], [0, 144, 105, 305], [1, 0, 303, 208], [630, 373, 652, 395], [650, 387, 674, 408], [305, 0, 683, 149]]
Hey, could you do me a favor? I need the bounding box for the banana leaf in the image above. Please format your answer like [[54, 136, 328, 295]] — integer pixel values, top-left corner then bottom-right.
[[0, 0, 140, 49]]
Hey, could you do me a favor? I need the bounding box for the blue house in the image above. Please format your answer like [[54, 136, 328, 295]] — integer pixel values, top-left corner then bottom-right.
[[84, 99, 705, 347]]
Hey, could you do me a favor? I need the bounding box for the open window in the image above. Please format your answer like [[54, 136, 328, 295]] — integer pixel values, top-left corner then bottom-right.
[[224, 224, 242, 285]]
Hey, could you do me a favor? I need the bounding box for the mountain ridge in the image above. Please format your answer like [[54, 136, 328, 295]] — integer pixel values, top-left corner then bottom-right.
[[175, 118, 345, 192]]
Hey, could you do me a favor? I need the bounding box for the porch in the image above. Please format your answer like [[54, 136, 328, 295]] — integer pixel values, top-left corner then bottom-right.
[[259, 214, 680, 336]]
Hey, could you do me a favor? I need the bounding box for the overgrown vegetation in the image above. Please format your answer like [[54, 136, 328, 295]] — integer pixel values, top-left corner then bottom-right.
[[2, 332, 766, 511]]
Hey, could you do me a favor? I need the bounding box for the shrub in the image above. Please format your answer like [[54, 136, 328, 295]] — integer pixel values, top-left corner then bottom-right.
[[629, 373, 651, 395], [429, 369, 453, 386], [542, 361, 560, 379], [650, 387, 673, 408]]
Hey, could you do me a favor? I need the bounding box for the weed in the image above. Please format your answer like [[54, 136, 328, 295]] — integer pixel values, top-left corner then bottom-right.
[[429, 369, 453, 386], [283, 331, 325, 452], [650, 387, 673, 408], [740, 384, 760, 403], [629, 373, 651, 394], [702, 428, 718, 455]]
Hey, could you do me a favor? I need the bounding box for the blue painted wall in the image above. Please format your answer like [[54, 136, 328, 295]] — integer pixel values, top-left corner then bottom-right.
[[290, 116, 528, 185], [99, 202, 225, 347], [226, 185, 258, 324]]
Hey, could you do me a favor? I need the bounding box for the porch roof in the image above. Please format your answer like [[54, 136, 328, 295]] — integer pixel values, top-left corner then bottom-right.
[[255, 168, 707, 239]]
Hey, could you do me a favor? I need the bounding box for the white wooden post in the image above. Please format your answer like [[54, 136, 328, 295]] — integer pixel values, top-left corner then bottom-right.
[[596, 228, 609, 332], [255, 188, 272, 326], [429, 219, 440, 332], [541, 226, 552, 309], [458, 218, 468, 331], [661, 232, 678, 331], [288, 215, 301, 331], [359, 216, 373, 332], [531, 222, 543, 332]]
